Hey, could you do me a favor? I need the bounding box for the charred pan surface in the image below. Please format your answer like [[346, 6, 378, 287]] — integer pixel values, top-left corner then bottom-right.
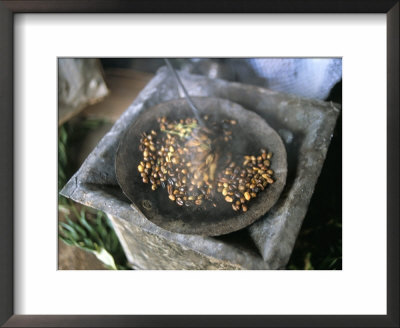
[[115, 97, 287, 236]]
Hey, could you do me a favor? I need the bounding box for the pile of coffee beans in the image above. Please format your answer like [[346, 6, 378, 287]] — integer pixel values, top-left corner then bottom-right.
[[216, 149, 274, 212], [137, 116, 274, 212]]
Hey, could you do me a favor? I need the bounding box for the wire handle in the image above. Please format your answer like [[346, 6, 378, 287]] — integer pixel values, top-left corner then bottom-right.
[[164, 59, 205, 126]]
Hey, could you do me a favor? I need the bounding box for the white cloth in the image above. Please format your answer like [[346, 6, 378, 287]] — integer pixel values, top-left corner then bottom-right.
[[247, 58, 342, 100]]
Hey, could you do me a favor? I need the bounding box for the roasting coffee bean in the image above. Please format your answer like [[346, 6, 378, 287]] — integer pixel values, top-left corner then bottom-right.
[[138, 117, 275, 212]]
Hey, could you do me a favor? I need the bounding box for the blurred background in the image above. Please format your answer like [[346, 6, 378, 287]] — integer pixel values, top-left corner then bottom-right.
[[58, 58, 342, 270]]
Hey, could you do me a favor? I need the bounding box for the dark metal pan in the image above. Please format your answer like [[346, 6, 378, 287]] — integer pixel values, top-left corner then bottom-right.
[[115, 97, 287, 236]]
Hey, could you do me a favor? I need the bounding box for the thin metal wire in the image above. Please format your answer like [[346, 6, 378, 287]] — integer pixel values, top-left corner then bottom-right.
[[164, 59, 205, 126]]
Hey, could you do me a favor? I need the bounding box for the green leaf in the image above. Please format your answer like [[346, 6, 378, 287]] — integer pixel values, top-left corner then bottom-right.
[[78, 211, 102, 245], [59, 222, 79, 240], [67, 218, 87, 238], [58, 142, 67, 166], [106, 232, 115, 252], [110, 233, 119, 253], [83, 237, 95, 250], [58, 169, 66, 180], [59, 229, 76, 243], [96, 218, 108, 240], [77, 245, 96, 253], [60, 126, 68, 144], [59, 235, 74, 246]]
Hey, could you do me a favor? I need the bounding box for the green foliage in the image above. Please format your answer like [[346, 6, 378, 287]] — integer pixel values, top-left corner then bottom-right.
[[59, 118, 108, 195], [58, 207, 131, 270], [58, 118, 130, 270]]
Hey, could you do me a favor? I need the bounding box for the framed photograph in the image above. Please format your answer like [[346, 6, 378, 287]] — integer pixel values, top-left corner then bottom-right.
[[0, 1, 398, 327]]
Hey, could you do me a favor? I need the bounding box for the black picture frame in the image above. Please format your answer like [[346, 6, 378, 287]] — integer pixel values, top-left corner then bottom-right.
[[0, 1, 398, 327]]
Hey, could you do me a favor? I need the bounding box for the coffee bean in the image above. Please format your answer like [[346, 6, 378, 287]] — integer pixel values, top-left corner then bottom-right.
[[140, 118, 275, 212], [234, 192, 242, 198]]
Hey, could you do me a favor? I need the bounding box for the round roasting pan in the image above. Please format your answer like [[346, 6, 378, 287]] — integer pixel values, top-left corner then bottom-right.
[[115, 97, 287, 236]]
